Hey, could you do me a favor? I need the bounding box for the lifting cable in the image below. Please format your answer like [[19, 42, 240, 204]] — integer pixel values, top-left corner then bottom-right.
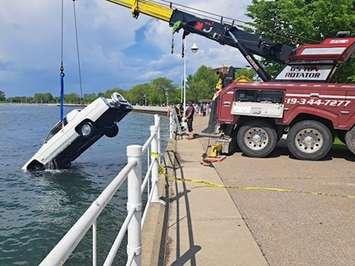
[[60, 0, 65, 126], [58, 0, 84, 124], [72, 0, 84, 104]]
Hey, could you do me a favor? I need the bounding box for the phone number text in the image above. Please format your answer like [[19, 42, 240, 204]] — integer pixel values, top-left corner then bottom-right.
[[285, 98, 351, 107]]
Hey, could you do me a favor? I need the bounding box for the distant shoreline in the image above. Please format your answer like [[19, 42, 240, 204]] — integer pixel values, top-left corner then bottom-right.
[[0, 103, 85, 107], [0, 103, 169, 114]]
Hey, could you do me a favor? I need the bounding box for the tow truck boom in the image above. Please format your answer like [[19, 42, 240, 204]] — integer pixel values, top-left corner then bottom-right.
[[107, 0, 354, 82], [106, 0, 295, 81]]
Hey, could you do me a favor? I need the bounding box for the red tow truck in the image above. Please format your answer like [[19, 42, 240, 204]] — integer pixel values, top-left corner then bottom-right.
[[216, 36, 355, 160]]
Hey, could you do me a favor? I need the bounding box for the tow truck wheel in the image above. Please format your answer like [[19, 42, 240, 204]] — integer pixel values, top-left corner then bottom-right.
[[287, 120, 332, 160], [345, 126, 355, 155], [79, 122, 93, 137], [104, 124, 119, 138], [237, 120, 278, 158]]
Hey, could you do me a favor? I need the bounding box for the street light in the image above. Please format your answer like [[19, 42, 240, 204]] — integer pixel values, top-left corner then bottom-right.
[[191, 43, 199, 54], [164, 88, 169, 106], [183, 41, 199, 116]]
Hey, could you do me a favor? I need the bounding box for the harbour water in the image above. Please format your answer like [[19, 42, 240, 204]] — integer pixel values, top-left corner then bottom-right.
[[0, 104, 168, 265]]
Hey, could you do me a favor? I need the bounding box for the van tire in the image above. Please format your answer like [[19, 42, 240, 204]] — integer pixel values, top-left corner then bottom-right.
[[105, 124, 119, 138], [79, 122, 93, 137]]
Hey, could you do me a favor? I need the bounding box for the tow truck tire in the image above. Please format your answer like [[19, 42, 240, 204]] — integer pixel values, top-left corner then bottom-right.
[[287, 120, 332, 161], [104, 124, 119, 138], [237, 120, 278, 158], [345, 126, 355, 155]]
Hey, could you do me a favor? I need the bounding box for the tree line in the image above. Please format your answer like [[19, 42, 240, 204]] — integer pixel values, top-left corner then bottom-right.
[[1, 66, 220, 105]]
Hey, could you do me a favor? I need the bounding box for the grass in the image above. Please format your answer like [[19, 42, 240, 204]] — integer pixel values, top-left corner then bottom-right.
[[333, 137, 346, 150]]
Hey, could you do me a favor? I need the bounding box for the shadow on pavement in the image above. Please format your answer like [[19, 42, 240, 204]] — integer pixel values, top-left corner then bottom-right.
[[159, 150, 201, 266]]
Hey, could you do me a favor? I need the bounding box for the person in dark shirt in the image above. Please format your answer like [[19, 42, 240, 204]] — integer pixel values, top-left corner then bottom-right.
[[185, 101, 195, 136], [175, 103, 182, 124]]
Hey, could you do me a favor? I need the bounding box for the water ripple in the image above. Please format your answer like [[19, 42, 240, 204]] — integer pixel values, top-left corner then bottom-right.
[[0, 105, 169, 265]]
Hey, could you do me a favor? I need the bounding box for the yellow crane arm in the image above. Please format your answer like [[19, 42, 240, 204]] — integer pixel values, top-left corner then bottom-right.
[[105, 0, 295, 81], [106, 0, 173, 22]]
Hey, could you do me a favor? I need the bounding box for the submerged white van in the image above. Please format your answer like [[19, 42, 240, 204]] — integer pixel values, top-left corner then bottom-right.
[[23, 93, 132, 171]]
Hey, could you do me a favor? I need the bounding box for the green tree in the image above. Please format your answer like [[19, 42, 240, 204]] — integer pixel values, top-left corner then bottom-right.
[[7, 96, 32, 103], [235, 68, 256, 81], [64, 93, 81, 104], [83, 93, 97, 103], [247, 0, 355, 82], [124, 77, 179, 105], [0, 90, 5, 102], [150, 77, 177, 105], [186, 65, 219, 102], [33, 92, 54, 103], [103, 88, 127, 99], [126, 83, 152, 105]]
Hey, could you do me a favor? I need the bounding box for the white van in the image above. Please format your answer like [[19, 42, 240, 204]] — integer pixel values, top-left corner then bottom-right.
[[23, 93, 132, 171]]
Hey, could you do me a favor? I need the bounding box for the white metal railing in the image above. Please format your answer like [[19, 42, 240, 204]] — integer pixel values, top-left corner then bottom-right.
[[169, 107, 183, 139], [40, 115, 162, 266]]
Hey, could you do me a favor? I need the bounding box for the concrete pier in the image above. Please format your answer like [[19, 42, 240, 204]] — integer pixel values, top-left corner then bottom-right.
[[132, 105, 168, 115], [143, 115, 355, 266], [163, 138, 267, 266]]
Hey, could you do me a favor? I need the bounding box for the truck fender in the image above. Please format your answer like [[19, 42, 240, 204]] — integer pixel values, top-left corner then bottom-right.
[[284, 107, 337, 128]]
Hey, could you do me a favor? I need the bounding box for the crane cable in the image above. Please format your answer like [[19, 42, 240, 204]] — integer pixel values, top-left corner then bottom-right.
[[60, 0, 65, 126], [72, 0, 84, 104]]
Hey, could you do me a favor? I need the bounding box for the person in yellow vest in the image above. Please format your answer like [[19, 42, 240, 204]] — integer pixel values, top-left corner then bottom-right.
[[203, 67, 252, 134]]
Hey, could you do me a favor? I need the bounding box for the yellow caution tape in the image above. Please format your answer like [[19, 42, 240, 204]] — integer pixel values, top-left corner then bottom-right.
[[150, 152, 160, 159], [164, 175, 355, 200]]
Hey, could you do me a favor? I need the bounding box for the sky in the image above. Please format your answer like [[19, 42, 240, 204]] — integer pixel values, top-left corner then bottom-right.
[[0, 0, 251, 97]]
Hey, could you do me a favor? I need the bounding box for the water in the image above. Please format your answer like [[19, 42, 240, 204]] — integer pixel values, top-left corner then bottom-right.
[[0, 104, 169, 265]]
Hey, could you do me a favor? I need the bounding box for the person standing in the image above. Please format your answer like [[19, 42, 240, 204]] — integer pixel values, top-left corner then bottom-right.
[[202, 103, 206, 116], [175, 103, 183, 124], [185, 101, 195, 138]]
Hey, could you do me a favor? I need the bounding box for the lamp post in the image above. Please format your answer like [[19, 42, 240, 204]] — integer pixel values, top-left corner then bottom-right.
[[183, 38, 187, 114], [164, 88, 169, 106], [182, 41, 199, 116], [143, 93, 147, 106]]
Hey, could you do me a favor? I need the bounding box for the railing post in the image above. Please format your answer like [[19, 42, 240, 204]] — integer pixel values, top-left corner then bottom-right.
[[150, 125, 160, 202], [127, 145, 143, 266], [93, 222, 97, 266], [169, 108, 174, 139], [154, 114, 161, 164]]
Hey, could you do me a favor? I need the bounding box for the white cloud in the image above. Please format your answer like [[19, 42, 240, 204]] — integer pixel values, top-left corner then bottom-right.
[[0, 0, 252, 95], [145, 0, 251, 80]]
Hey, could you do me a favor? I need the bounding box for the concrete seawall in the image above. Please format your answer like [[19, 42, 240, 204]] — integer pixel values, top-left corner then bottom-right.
[[132, 106, 168, 115]]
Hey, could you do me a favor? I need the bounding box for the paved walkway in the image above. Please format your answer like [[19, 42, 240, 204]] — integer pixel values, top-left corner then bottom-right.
[[190, 115, 355, 266], [164, 136, 267, 266]]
